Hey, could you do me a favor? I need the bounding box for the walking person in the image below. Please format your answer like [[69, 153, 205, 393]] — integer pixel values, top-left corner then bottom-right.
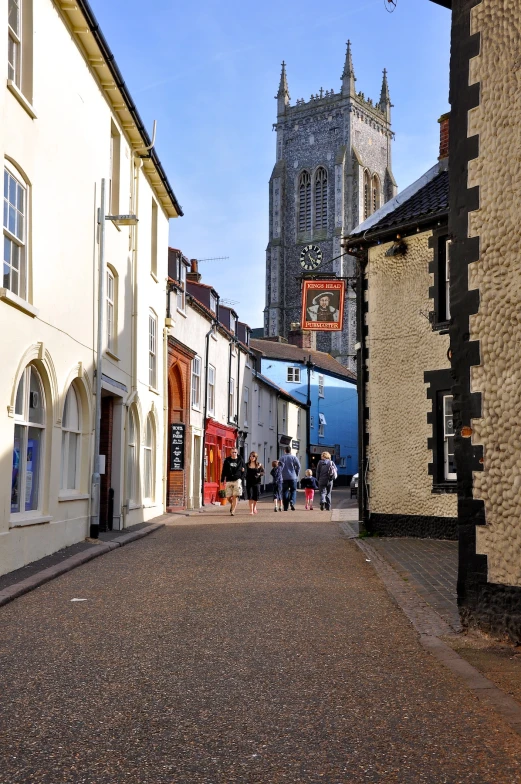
[[279, 446, 301, 511], [220, 447, 245, 516], [316, 451, 338, 511], [271, 460, 283, 512], [301, 469, 319, 510], [246, 451, 264, 515]]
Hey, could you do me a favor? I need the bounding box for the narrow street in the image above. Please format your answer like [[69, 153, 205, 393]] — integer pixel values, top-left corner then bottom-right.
[[1, 498, 520, 783]]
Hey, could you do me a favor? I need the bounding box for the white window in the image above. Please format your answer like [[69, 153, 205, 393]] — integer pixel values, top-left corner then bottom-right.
[[12, 365, 45, 515], [106, 268, 115, 353], [314, 167, 328, 231], [229, 378, 235, 421], [149, 312, 157, 389], [282, 401, 287, 432], [257, 387, 263, 425], [318, 412, 327, 426], [339, 457, 346, 468], [210, 292, 217, 313], [151, 200, 158, 277], [61, 384, 81, 491], [8, 0, 21, 87], [127, 408, 138, 504], [269, 395, 274, 429], [318, 375, 325, 397], [443, 395, 456, 481], [318, 422, 324, 438], [144, 414, 155, 502], [191, 356, 201, 409], [243, 386, 249, 427], [3, 165, 27, 299], [177, 259, 186, 312], [208, 365, 215, 416], [287, 366, 301, 383], [110, 122, 121, 215]]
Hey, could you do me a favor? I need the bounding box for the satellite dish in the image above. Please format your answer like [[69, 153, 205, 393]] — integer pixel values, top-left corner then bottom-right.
[[384, 0, 397, 11]]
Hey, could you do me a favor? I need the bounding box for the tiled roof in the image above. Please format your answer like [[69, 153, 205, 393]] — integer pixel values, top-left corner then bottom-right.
[[250, 339, 356, 382], [349, 163, 448, 241]]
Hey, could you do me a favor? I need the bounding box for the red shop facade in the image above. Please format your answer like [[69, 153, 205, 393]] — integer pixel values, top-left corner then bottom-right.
[[204, 419, 237, 504]]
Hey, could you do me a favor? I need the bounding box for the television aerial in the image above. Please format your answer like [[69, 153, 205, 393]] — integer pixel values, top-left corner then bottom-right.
[[384, 0, 397, 11]]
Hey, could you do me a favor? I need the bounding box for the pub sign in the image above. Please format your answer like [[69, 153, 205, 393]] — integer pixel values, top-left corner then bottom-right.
[[170, 423, 185, 471], [301, 279, 345, 331]]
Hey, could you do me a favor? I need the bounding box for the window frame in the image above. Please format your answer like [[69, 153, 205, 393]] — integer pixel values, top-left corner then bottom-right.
[[298, 170, 312, 234], [143, 414, 155, 503], [151, 199, 158, 278], [429, 231, 451, 330], [229, 377, 235, 422], [243, 385, 249, 427], [106, 267, 115, 354], [281, 401, 287, 433], [11, 364, 45, 519], [318, 374, 325, 397], [61, 383, 82, 493], [3, 163, 27, 300], [314, 167, 328, 232], [191, 355, 201, 410], [8, 0, 22, 88], [127, 407, 139, 506], [425, 368, 457, 493], [287, 366, 301, 384], [149, 311, 158, 389], [208, 364, 216, 417]]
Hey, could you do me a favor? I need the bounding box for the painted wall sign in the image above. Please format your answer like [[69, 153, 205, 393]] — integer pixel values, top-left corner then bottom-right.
[[301, 279, 345, 331], [170, 423, 185, 471]]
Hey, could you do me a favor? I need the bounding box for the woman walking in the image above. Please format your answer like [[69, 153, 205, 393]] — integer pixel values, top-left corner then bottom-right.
[[271, 460, 283, 512], [316, 451, 338, 511], [246, 452, 264, 515]]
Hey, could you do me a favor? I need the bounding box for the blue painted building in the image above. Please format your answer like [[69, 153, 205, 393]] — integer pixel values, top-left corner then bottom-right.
[[251, 334, 358, 482]]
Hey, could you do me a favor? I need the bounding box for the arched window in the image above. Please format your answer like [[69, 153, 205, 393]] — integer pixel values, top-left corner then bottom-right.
[[11, 364, 45, 514], [3, 161, 28, 300], [372, 174, 381, 214], [127, 407, 138, 504], [363, 170, 371, 221], [298, 170, 311, 233], [314, 167, 328, 231], [61, 384, 81, 491], [143, 414, 155, 501]]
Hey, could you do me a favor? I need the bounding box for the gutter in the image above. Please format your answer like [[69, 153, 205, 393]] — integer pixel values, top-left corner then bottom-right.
[[346, 209, 448, 250], [74, 0, 183, 217]]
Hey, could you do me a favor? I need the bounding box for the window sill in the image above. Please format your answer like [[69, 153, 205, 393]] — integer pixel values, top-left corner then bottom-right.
[[58, 493, 90, 502], [150, 271, 158, 283], [128, 503, 141, 510], [431, 320, 450, 333], [432, 483, 457, 494], [7, 80, 37, 119], [192, 405, 201, 412], [0, 288, 39, 318], [105, 349, 120, 362], [10, 514, 53, 528], [149, 385, 160, 395], [176, 308, 187, 318]]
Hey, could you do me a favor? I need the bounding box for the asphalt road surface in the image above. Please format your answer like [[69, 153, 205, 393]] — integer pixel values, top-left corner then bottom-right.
[[1, 513, 520, 783]]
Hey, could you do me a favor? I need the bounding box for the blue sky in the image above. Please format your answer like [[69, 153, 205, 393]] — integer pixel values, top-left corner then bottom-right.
[[89, 0, 450, 329]]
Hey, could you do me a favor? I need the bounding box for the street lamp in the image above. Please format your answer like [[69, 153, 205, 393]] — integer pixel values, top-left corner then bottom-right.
[[90, 178, 138, 539]]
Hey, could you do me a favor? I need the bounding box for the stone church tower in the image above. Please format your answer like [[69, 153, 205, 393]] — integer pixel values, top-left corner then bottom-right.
[[264, 42, 397, 369]]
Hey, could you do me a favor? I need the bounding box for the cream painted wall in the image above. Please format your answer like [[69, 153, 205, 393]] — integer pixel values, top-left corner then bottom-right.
[[365, 233, 456, 519], [468, 1, 521, 587], [0, 0, 174, 574]]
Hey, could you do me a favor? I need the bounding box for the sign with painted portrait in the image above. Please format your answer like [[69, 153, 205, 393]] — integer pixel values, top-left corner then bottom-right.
[[301, 279, 345, 331]]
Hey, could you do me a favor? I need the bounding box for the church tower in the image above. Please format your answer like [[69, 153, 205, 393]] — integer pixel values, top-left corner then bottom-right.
[[264, 43, 396, 369]]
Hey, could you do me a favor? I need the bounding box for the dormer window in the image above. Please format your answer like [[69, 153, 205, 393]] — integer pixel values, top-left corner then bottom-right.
[[176, 258, 186, 312], [210, 293, 217, 314]]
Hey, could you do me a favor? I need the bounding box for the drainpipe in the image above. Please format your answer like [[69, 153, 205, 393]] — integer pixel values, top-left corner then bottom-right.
[[306, 356, 314, 472], [356, 251, 369, 530], [236, 340, 240, 428], [227, 338, 233, 423], [90, 178, 106, 539], [201, 322, 216, 507]]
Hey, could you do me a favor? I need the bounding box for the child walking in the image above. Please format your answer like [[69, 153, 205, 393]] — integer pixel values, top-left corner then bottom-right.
[[301, 469, 319, 510], [271, 460, 283, 512]]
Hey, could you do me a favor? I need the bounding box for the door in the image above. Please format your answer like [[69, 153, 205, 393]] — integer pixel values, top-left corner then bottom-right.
[[192, 435, 201, 509]]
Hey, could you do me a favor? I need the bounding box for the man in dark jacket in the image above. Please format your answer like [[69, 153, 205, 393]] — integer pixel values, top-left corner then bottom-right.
[[220, 447, 245, 515], [279, 446, 301, 511]]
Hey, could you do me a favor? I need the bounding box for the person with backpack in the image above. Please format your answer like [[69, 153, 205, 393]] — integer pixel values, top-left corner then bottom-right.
[[316, 450, 338, 511]]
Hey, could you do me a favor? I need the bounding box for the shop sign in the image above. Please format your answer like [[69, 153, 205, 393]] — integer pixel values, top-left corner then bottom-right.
[[301, 279, 345, 331], [170, 423, 185, 471], [292, 440, 300, 450]]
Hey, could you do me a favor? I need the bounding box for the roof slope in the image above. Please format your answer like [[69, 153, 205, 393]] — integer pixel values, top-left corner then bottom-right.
[[251, 339, 356, 382], [349, 161, 448, 242]]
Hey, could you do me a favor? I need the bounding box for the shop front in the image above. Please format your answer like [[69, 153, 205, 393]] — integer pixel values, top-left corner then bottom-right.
[[204, 419, 237, 505]]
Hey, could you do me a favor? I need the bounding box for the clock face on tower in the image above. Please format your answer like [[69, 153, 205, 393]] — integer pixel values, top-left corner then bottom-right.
[[300, 244, 322, 271]]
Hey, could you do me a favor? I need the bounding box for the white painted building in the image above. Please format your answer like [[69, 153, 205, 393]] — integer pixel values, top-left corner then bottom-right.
[[0, 0, 181, 575]]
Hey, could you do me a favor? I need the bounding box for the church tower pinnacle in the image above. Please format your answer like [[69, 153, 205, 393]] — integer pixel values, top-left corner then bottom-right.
[[379, 68, 392, 120], [341, 40, 356, 96], [276, 61, 290, 115]]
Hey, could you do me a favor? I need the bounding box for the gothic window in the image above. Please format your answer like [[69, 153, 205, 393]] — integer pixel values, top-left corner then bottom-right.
[[298, 170, 311, 233], [363, 170, 371, 221], [371, 174, 380, 214], [314, 167, 328, 231]]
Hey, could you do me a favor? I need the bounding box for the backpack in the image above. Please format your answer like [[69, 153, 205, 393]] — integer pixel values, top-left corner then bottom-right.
[[327, 460, 338, 481]]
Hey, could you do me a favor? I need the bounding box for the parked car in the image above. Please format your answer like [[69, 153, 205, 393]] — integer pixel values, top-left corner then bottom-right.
[[350, 472, 358, 498]]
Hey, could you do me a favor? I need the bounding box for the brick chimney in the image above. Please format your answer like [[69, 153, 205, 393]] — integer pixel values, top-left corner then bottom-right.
[[187, 258, 202, 283], [438, 113, 449, 160], [288, 324, 316, 351]]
